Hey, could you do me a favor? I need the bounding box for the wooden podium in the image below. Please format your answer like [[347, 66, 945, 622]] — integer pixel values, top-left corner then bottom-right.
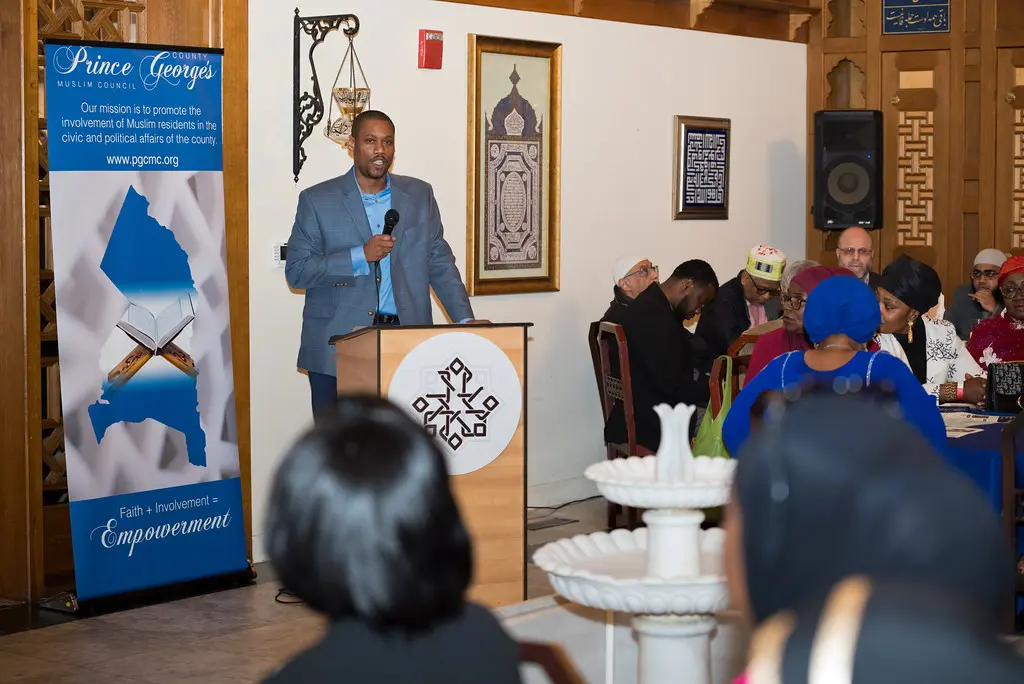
[[330, 323, 530, 608]]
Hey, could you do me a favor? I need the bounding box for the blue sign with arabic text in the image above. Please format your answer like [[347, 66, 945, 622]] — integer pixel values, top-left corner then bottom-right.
[[883, 0, 949, 35]]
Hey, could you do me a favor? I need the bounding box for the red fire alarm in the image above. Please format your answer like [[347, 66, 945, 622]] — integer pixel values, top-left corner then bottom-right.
[[418, 29, 443, 70]]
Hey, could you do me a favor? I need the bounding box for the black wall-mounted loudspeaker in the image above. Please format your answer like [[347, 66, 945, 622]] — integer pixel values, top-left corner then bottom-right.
[[812, 110, 883, 231]]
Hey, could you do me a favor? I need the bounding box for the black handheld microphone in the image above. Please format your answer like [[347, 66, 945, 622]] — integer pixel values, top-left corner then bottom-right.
[[382, 209, 400, 236]]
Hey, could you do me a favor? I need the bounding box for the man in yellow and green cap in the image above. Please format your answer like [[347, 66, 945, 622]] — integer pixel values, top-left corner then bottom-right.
[[695, 244, 786, 363]]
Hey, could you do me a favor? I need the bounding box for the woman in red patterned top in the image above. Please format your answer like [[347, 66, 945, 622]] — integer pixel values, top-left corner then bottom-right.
[[967, 255, 1024, 369]]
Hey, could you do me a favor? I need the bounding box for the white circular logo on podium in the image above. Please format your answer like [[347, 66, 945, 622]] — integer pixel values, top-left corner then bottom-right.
[[388, 332, 522, 475]]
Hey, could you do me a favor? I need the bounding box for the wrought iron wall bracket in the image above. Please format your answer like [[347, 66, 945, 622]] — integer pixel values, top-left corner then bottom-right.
[[293, 9, 360, 182]]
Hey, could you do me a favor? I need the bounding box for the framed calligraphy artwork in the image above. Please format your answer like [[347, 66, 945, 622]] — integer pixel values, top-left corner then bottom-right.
[[882, 0, 949, 35], [467, 35, 561, 295], [672, 115, 731, 220]]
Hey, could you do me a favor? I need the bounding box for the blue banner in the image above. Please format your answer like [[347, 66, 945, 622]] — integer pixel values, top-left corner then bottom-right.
[[883, 0, 949, 35], [44, 40, 248, 601]]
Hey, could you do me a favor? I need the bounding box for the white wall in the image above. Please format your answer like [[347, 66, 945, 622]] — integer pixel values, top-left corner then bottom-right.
[[248, 0, 807, 561]]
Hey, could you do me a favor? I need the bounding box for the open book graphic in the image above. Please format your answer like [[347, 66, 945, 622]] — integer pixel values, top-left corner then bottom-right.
[[117, 293, 195, 351]]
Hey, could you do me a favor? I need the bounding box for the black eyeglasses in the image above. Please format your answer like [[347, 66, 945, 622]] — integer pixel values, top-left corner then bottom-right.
[[779, 291, 806, 310], [973, 269, 1000, 280]]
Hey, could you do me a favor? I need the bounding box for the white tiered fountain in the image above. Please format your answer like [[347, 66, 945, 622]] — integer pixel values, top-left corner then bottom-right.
[[533, 403, 736, 684]]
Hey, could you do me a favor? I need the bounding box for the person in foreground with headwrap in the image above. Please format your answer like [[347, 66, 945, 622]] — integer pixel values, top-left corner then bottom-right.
[[724, 393, 1015, 684], [968, 255, 1024, 369], [722, 275, 947, 455], [945, 248, 1007, 340], [874, 253, 986, 405], [742, 578, 1024, 684], [695, 245, 785, 365], [744, 265, 885, 385]]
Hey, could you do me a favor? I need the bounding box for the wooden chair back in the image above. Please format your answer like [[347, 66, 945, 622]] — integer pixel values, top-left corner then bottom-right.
[[595, 322, 638, 450], [587, 321, 603, 404], [518, 641, 587, 684], [707, 322, 784, 415], [709, 353, 751, 417]]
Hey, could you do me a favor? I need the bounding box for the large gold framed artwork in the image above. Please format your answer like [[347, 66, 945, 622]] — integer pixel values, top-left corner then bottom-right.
[[466, 35, 561, 296]]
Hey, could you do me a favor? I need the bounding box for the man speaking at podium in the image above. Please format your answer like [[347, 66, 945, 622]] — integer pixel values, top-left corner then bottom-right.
[[286, 110, 477, 415]]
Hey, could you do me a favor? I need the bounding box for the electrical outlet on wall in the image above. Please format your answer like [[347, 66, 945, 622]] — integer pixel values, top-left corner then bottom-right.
[[272, 242, 288, 267]]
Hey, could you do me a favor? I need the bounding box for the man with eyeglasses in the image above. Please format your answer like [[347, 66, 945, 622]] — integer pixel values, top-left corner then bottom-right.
[[945, 249, 1007, 341], [835, 226, 881, 289], [602, 255, 660, 326], [695, 244, 785, 362]]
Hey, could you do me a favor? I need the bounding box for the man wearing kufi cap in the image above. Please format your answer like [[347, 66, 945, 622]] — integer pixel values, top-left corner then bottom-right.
[[944, 248, 1007, 340], [601, 255, 659, 326], [695, 244, 786, 361]]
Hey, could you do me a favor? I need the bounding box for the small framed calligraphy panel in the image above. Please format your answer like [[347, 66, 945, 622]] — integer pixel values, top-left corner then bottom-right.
[[672, 115, 731, 221], [466, 35, 561, 296], [882, 0, 950, 35]]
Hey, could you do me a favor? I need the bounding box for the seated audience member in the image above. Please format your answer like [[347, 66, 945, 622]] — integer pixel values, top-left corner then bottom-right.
[[745, 263, 880, 385], [723, 276, 947, 456], [836, 226, 881, 289], [874, 254, 985, 404], [601, 255, 659, 326], [726, 392, 1012, 631], [945, 248, 1006, 341], [263, 396, 522, 684], [605, 260, 719, 452], [968, 255, 1024, 369], [742, 579, 1024, 684], [695, 245, 785, 362]]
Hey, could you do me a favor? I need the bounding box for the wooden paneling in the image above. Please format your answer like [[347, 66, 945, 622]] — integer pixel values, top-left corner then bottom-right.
[[148, 0, 216, 47], [996, 49, 1024, 254], [882, 51, 949, 270], [0, 0, 39, 603], [808, 0, 1024, 298], [221, 0, 252, 562], [440, 0, 816, 42]]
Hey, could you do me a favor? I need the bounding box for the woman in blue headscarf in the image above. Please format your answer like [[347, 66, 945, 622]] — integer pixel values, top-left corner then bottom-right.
[[723, 275, 947, 456]]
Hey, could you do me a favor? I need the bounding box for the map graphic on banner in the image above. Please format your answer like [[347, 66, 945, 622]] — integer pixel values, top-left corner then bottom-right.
[[43, 39, 248, 601], [88, 186, 206, 468]]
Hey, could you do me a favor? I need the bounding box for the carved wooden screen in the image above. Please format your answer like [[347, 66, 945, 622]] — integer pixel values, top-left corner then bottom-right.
[[880, 52, 950, 281], [996, 49, 1024, 255]]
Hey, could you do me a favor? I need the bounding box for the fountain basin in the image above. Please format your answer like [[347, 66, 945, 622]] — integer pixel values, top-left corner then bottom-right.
[[584, 456, 734, 510], [533, 528, 729, 615]]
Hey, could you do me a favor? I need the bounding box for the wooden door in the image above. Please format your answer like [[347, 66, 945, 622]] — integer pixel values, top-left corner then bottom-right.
[[996, 48, 1024, 255], [881, 51, 951, 287]]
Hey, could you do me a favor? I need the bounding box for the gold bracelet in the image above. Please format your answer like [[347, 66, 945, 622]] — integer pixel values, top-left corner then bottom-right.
[[938, 382, 957, 404]]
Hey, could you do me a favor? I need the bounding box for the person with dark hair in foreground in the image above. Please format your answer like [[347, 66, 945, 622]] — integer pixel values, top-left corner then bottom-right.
[[724, 393, 1015, 684], [263, 396, 522, 684], [604, 259, 719, 451], [742, 578, 1024, 684], [728, 392, 1012, 628]]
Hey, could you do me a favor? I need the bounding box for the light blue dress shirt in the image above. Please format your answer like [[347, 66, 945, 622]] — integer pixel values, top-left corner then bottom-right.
[[348, 173, 473, 323], [348, 174, 397, 315]]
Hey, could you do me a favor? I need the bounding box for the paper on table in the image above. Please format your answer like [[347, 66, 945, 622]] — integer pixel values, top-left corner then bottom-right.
[[946, 427, 983, 438], [942, 412, 1000, 430]]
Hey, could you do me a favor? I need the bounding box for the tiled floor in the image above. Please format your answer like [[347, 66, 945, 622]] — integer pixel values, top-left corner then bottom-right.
[[0, 499, 607, 683]]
